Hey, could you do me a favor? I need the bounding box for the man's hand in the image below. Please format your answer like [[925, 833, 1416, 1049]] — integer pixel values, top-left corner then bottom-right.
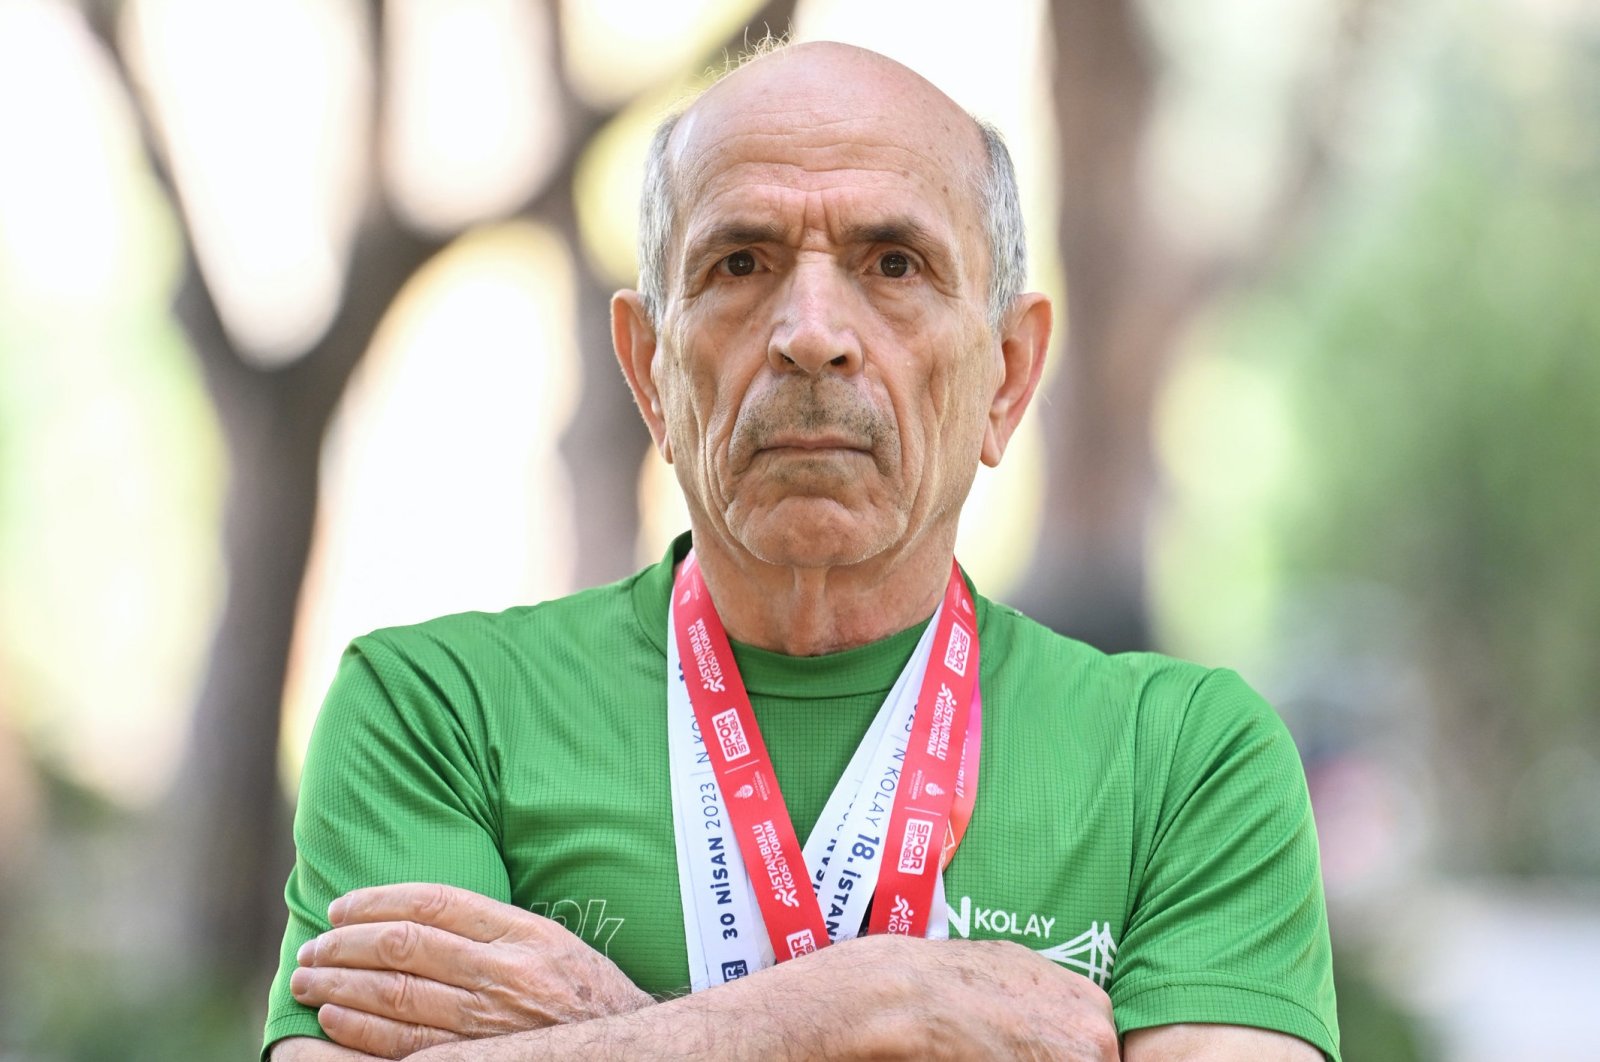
[[288, 883, 652, 1059], [887, 935, 1119, 1060]]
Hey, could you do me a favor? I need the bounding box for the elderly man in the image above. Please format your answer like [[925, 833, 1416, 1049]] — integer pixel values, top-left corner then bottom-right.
[[267, 41, 1339, 1062]]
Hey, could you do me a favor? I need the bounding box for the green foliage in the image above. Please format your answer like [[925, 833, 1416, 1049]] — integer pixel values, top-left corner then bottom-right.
[[0, 761, 264, 1061], [8, 967, 259, 1062], [1333, 947, 1428, 1062], [1256, 27, 1600, 873]]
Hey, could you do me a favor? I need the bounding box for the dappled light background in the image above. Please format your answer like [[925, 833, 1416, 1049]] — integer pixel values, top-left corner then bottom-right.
[[1, 0, 1596, 1059]]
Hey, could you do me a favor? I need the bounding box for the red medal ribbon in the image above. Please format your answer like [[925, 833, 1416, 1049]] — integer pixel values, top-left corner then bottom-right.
[[672, 551, 981, 961], [673, 554, 829, 959], [868, 560, 980, 936]]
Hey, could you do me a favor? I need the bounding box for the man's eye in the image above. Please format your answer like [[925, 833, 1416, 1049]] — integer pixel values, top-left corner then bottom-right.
[[878, 252, 912, 278], [721, 251, 757, 276]]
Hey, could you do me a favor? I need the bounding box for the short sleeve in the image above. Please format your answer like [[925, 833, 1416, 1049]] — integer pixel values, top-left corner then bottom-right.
[[261, 634, 511, 1058], [1109, 667, 1340, 1061]]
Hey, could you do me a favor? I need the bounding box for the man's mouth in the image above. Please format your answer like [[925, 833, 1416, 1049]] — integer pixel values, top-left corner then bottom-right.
[[758, 432, 870, 453]]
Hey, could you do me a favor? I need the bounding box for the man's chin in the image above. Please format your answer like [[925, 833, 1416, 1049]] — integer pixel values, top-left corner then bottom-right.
[[727, 504, 900, 571]]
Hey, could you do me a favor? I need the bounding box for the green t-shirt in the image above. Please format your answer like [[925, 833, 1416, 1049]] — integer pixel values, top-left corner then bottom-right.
[[264, 535, 1340, 1059]]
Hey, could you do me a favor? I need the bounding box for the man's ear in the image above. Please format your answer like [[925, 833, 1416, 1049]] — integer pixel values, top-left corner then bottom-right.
[[981, 292, 1052, 467], [612, 289, 673, 464]]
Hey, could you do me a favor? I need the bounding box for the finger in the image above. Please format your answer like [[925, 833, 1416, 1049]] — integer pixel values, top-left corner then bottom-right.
[[294, 964, 487, 1034], [316, 1002, 464, 1061], [299, 920, 503, 992], [329, 883, 521, 943]]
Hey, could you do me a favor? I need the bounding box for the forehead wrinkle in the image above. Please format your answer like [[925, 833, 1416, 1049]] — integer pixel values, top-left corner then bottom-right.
[[685, 180, 960, 258], [682, 126, 971, 195], [683, 143, 976, 250]]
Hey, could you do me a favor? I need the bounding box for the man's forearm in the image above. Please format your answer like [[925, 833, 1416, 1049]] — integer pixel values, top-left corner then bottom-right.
[[273, 969, 912, 1062], [283, 934, 1117, 1061], [409, 999, 1325, 1062], [272, 1036, 391, 1061], [408, 940, 918, 1062], [407, 935, 1114, 1062]]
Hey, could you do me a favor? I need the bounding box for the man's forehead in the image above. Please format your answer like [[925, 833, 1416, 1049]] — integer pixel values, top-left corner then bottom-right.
[[668, 43, 985, 193], [661, 43, 987, 266]]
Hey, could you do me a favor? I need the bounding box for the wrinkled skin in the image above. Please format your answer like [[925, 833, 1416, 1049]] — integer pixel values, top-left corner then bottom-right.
[[611, 42, 1050, 656]]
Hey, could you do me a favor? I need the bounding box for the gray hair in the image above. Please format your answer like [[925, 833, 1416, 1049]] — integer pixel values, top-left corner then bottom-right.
[[636, 110, 1028, 333], [973, 118, 1028, 332], [636, 112, 684, 328]]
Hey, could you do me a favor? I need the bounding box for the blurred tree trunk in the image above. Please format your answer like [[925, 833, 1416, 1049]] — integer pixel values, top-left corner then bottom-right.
[[0, 714, 39, 1026], [539, 0, 649, 587], [88, 0, 448, 983], [1023, 0, 1168, 652], [549, 178, 649, 586], [169, 213, 444, 980], [1021, 0, 1373, 651]]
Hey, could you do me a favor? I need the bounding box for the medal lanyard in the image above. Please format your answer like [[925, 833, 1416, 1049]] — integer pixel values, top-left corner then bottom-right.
[[667, 550, 981, 987]]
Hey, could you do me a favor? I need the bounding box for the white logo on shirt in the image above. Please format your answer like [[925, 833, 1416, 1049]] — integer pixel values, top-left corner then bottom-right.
[[529, 897, 625, 956], [945, 895, 1117, 987]]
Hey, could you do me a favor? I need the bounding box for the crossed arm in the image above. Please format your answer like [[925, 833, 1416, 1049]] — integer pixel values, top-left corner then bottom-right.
[[273, 883, 1321, 1062]]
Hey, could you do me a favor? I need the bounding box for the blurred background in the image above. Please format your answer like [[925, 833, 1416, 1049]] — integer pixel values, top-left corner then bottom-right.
[[1, 0, 1597, 1058]]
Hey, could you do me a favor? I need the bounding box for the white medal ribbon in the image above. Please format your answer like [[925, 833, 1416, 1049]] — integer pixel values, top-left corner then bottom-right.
[[667, 598, 950, 990], [666, 631, 771, 989]]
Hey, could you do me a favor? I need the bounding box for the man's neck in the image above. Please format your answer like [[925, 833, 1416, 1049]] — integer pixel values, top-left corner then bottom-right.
[[686, 533, 956, 657]]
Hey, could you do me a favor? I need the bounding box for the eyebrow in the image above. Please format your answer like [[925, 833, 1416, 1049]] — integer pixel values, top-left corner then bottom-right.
[[680, 221, 790, 269], [681, 216, 953, 269], [838, 217, 944, 252]]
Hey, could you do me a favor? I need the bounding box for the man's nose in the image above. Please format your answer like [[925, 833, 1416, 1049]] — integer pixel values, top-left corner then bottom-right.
[[767, 259, 864, 376]]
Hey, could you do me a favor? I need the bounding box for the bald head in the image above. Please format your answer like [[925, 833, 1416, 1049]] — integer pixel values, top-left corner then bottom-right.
[[636, 42, 1026, 330], [680, 43, 986, 178]]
